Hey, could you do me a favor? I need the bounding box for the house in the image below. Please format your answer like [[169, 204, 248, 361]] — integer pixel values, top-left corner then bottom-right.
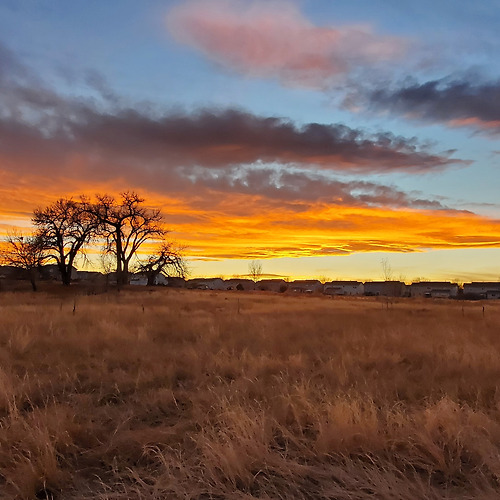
[[410, 282, 459, 298], [323, 281, 364, 296], [463, 282, 500, 299], [129, 273, 168, 286], [224, 279, 256, 291], [75, 271, 105, 284], [166, 277, 187, 288], [187, 278, 226, 290], [0, 266, 18, 279], [364, 281, 405, 297], [256, 279, 288, 292], [130, 273, 148, 286], [290, 280, 323, 293], [39, 264, 78, 281]]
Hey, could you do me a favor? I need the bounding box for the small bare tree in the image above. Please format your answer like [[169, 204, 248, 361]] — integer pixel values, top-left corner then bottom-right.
[[381, 257, 394, 281], [137, 239, 187, 286], [1, 232, 47, 291], [99, 252, 115, 290], [92, 192, 164, 286], [248, 260, 263, 282]]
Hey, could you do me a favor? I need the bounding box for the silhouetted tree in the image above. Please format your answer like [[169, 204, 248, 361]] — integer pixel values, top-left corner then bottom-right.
[[248, 260, 263, 281], [137, 239, 187, 286], [33, 198, 98, 286], [93, 192, 164, 286], [1, 232, 47, 291]]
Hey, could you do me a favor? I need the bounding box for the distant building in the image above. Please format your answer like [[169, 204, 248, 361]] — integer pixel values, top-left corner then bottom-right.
[[75, 270, 105, 284], [364, 281, 405, 297], [463, 282, 500, 299], [130, 273, 168, 286], [410, 282, 459, 298], [39, 264, 78, 281], [224, 279, 255, 291], [290, 280, 323, 293], [256, 279, 288, 292], [166, 277, 187, 288], [0, 266, 18, 279], [187, 278, 226, 290], [130, 273, 148, 286], [323, 281, 364, 296]]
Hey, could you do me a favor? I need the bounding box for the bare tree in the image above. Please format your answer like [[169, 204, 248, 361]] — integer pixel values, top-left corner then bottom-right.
[[248, 260, 263, 282], [93, 192, 164, 286], [137, 238, 187, 286], [381, 257, 394, 281], [33, 198, 98, 286], [99, 252, 115, 290], [1, 232, 47, 291]]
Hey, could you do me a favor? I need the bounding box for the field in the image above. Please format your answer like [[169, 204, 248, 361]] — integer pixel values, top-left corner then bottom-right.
[[1, 289, 500, 499]]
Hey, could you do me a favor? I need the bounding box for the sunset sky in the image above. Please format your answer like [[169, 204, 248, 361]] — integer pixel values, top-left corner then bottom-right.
[[1, 0, 500, 281]]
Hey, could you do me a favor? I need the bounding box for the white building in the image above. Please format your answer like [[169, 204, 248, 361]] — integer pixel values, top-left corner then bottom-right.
[[323, 281, 364, 296], [256, 279, 288, 292], [364, 281, 405, 297], [410, 282, 459, 298], [187, 278, 226, 290], [463, 282, 500, 299], [290, 280, 323, 293]]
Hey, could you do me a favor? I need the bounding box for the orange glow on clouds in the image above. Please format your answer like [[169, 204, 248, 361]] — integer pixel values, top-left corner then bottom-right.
[[3, 175, 498, 264]]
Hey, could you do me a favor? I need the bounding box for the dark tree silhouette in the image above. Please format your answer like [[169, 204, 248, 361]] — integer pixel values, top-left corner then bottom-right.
[[1, 232, 47, 291], [137, 239, 187, 286], [33, 198, 98, 286], [93, 192, 164, 286]]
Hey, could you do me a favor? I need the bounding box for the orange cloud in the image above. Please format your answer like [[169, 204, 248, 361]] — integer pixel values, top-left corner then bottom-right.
[[2, 175, 499, 263], [166, 198, 500, 260], [167, 0, 408, 88]]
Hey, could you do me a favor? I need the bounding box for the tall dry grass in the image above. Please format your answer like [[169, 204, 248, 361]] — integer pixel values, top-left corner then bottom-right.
[[0, 289, 499, 498]]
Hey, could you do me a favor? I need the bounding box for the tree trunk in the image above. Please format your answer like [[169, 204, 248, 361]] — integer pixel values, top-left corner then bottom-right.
[[147, 272, 156, 286], [29, 268, 38, 292], [62, 257, 76, 286], [115, 236, 123, 287], [121, 259, 130, 286], [57, 256, 72, 286], [60, 266, 71, 286]]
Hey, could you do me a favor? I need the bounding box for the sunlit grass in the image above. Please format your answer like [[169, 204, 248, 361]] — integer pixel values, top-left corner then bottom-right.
[[0, 289, 499, 498]]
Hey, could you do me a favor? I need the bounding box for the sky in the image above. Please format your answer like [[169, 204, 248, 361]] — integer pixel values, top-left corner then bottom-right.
[[1, 0, 500, 282]]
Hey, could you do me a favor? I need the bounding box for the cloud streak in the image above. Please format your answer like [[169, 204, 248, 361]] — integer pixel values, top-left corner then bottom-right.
[[0, 101, 463, 177], [362, 77, 500, 134], [167, 0, 408, 89]]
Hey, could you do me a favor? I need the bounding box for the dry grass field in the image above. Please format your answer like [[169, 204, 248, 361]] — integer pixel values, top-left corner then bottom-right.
[[1, 289, 500, 499]]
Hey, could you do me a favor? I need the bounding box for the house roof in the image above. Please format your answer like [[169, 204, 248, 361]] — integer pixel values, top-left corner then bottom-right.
[[410, 282, 457, 287], [364, 281, 404, 285], [464, 282, 500, 287], [325, 281, 362, 286]]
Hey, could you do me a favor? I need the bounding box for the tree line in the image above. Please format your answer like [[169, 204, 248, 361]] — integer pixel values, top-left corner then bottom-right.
[[1, 192, 186, 291]]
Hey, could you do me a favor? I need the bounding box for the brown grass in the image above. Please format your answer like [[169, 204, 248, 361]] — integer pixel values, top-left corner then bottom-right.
[[0, 289, 500, 498]]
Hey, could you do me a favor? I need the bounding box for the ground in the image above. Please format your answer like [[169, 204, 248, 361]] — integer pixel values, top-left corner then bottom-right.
[[0, 288, 499, 499]]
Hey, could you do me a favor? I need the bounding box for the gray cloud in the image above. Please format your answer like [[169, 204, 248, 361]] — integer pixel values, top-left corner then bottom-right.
[[187, 166, 449, 210], [364, 77, 500, 133]]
